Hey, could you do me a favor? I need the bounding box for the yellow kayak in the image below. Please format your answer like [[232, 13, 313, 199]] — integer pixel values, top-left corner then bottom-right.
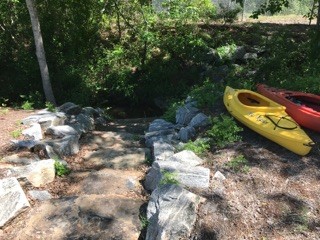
[[223, 86, 314, 156]]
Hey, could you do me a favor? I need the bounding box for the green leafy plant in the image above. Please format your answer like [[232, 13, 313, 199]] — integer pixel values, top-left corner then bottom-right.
[[162, 101, 183, 123], [226, 154, 250, 173], [45, 102, 56, 112], [11, 128, 22, 139], [206, 114, 243, 148], [139, 214, 149, 229], [159, 170, 179, 186], [21, 100, 34, 110], [54, 161, 71, 177], [190, 79, 223, 108], [216, 43, 237, 62], [180, 138, 210, 155]]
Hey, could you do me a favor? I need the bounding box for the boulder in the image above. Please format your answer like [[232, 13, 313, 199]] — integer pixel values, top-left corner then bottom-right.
[[144, 159, 210, 191], [189, 113, 210, 129], [22, 123, 43, 140], [175, 105, 200, 126], [11, 159, 55, 187], [178, 126, 196, 143], [22, 112, 67, 130], [57, 102, 82, 115], [28, 190, 53, 201], [0, 178, 30, 227], [148, 119, 175, 132], [152, 141, 175, 161], [146, 184, 203, 240], [45, 125, 79, 138], [45, 135, 80, 156]]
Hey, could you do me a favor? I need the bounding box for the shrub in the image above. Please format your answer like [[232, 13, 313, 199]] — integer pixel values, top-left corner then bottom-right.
[[180, 138, 210, 155], [189, 79, 223, 108], [21, 101, 34, 110], [206, 114, 243, 148], [162, 100, 183, 123], [54, 161, 71, 177], [45, 102, 56, 112]]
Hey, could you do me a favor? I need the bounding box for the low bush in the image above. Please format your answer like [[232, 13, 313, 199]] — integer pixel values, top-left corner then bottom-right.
[[206, 114, 243, 148]]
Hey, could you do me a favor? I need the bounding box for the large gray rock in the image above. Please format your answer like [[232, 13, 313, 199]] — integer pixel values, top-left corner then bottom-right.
[[0, 178, 30, 227], [45, 125, 79, 138], [152, 141, 175, 161], [178, 126, 196, 143], [176, 105, 200, 126], [144, 153, 210, 191], [22, 112, 67, 130], [45, 135, 79, 156], [167, 150, 205, 165], [74, 168, 143, 195], [68, 113, 95, 134], [84, 147, 146, 170], [11, 159, 55, 187], [22, 123, 43, 140], [14, 196, 144, 240], [145, 131, 178, 148], [57, 102, 82, 115], [10, 139, 38, 149], [188, 113, 210, 128], [28, 190, 53, 201], [148, 119, 175, 132], [146, 184, 203, 240], [81, 107, 101, 118]]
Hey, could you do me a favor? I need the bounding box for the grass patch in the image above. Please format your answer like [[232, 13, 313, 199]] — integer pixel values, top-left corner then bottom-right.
[[160, 170, 179, 186], [180, 138, 210, 156], [11, 128, 22, 139], [54, 161, 71, 176], [0, 107, 9, 115], [225, 154, 250, 173]]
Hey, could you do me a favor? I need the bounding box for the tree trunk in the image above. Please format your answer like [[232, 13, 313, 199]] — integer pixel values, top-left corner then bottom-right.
[[26, 0, 56, 105]]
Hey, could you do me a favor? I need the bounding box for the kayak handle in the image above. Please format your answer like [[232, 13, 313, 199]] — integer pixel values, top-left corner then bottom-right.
[[265, 114, 298, 130]]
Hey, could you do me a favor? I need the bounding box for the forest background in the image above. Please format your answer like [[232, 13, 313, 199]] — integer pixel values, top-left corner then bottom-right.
[[1, 0, 320, 118]]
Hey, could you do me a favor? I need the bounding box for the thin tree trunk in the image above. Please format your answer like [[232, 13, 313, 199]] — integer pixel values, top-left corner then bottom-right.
[[317, 0, 320, 28], [26, 0, 56, 105]]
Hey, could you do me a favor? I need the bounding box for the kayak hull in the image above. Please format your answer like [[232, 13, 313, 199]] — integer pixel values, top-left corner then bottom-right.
[[257, 84, 320, 132], [224, 86, 314, 156]]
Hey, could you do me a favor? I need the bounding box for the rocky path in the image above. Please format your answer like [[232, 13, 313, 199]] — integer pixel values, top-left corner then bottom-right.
[[1, 115, 153, 240]]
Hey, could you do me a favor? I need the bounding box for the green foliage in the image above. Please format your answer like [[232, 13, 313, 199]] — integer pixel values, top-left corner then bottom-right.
[[21, 101, 34, 110], [190, 79, 223, 108], [216, 43, 237, 62], [45, 102, 56, 112], [11, 128, 22, 139], [139, 214, 149, 229], [206, 114, 243, 148], [20, 91, 43, 109], [215, 4, 242, 24], [226, 154, 250, 173], [180, 139, 210, 155], [54, 161, 71, 177], [162, 101, 183, 123], [159, 170, 179, 185]]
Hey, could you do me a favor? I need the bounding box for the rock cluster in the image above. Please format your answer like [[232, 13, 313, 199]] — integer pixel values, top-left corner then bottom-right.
[[144, 97, 212, 240], [0, 102, 108, 228]]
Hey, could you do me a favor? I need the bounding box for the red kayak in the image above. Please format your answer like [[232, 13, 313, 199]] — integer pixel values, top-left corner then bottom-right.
[[257, 84, 320, 132]]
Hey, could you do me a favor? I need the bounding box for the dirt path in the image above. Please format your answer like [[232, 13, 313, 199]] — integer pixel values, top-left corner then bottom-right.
[[0, 110, 153, 239]]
